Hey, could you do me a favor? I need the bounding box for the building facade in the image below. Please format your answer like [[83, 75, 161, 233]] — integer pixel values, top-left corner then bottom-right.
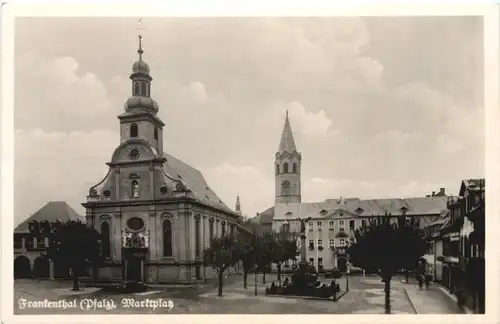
[[13, 201, 84, 279], [258, 113, 449, 273], [82, 36, 243, 283]]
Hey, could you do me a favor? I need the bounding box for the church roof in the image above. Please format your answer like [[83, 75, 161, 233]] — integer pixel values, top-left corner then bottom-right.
[[163, 153, 234, 214], [278, 112, 297, 154], [14, 201, 84, 233], [272, 196, 448, 221], [251, 206, 275, 224]]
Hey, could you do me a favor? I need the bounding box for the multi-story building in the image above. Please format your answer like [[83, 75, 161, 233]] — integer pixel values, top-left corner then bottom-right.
[[13, 201, 84, 279], [258, 112, 449, 273]]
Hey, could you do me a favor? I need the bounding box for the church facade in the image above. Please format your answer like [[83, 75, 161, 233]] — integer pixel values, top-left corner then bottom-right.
[[82, 35, 244, 283], [255, 112, 449, 273]]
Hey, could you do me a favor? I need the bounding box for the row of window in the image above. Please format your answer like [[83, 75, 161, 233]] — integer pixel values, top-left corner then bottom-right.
[[281, 219, 367, 232], [276, 162, 299, 175], [14, 236, 46, 249], [308, 238, 354, 247], [133, 82, 150, 97], [129, 123, 159, 140]]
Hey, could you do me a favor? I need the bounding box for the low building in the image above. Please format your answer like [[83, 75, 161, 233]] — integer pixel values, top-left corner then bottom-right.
[[13, 201, 84, 279]]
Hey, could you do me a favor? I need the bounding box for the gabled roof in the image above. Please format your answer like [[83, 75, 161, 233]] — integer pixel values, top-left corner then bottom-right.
[[162, 153, 233, 214], [14, 201, 84, 233], [277, 111, 298, 154]]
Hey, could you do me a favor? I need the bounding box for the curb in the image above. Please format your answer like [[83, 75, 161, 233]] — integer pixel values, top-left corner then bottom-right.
[[404, 288, 419, 314], [436, 287, 473, 314]]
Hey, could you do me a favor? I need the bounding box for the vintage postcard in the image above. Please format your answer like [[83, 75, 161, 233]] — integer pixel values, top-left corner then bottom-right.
[[1, 1, 498, 324]]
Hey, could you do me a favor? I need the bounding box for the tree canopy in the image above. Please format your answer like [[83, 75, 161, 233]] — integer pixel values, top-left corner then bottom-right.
[[46, 220, 101, 290]]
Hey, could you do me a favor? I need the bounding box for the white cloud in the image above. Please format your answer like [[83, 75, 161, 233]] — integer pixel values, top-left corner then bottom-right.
[[14, 128, 118, 224], [202, 163, 274, 218], [13, 17, 484, 223]]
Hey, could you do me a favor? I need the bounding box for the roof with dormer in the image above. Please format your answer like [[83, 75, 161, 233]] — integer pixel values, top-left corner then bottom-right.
[[14, 201, 84, 233], [269, 195, 448, 222]]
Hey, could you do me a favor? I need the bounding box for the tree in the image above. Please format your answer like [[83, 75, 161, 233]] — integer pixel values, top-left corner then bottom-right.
[[46, 220, 101, 291], [233, 234, 257, 289], [269, 231, 299, 286], [203, 235, 239, 296], [255, 231, 274, 284], [348, 212, 426, 314]]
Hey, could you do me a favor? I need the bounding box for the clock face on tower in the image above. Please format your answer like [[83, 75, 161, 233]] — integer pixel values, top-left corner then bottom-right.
[[129, 147, 140, 160]]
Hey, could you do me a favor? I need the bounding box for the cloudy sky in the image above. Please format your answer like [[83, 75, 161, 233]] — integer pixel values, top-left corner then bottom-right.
[[14, 17, 484, 224]]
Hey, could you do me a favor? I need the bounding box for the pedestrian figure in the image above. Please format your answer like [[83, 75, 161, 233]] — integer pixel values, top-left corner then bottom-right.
[[424, 262, 433, 290], [416, 261, 424, 290]]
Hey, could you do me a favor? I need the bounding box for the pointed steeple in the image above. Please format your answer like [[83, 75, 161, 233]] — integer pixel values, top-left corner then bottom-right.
[[235, 193, 242, 215], [278, 110, 297, 153]]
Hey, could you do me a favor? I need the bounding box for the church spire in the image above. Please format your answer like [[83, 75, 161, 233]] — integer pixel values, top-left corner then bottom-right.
[[278, 110, 297, 153], [235, 193, 242, 215]]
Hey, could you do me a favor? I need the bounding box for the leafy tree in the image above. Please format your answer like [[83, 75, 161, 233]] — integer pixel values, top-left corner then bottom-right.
[[203, 235, 239, 296], [269, 231, 299, 286], [348, 212, 426, 314], [255, 231, 274, 284], [46, 220, 101, 291], [233, 234, 258, 289]]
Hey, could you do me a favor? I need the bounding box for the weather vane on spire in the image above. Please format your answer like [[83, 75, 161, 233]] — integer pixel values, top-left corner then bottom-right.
[[137, 18, 144, 60]]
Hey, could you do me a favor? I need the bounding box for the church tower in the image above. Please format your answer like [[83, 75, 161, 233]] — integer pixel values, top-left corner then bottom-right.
[[118, 34, 165, 155], [275, 111, 301, 203], [235, 193, 242, 216]]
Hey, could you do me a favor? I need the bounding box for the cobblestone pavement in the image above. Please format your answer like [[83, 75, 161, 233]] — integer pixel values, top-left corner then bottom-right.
[[14, 275, 418, 314]]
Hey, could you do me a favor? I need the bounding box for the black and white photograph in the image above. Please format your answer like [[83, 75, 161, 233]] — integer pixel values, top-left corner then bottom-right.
[[2, 2, 497, 321]]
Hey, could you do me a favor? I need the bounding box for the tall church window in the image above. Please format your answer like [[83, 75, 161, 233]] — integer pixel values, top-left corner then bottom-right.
[[195, 219, 201, 256], [221, 224, 226, 237], [134, 83, 140, 96], [276, 164, 280, 175], [281, 180, 291, 195], [141, 83, 147, 96], [131, 180, 140, 198], [209, 220, 214, 242], [283, 162, 289, 173], [163, 219, 173, 257], [101, 222, 111, 258], [154, 127, 158, 140], [146, 84, 150, 97], [130, 123, 138, 138], [293, 163, 297, 173]]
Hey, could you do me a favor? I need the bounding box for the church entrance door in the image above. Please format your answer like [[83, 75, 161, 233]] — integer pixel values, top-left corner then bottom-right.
[[337, 256, 347, 273], [124, 249, 147, 282], [126, 255, 142, 282]]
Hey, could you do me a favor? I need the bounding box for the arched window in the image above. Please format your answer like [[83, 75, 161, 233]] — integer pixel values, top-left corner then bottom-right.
[[101, 222, 111, 258], [154, 127, 158, 140], [293, 163, 297, 173], [163, 219, 173, 257], [146, 84, 150, 97], [281, 180, 291, 195], [134, 83, 140, 96], [276, 164, 280, 175], [131, 180, 139, 198], [195, 219, 201, 256], [130, 123, 138, 138], [284, 162, 289, 173], [141, 83, 147, 96], [209, 220, 214, 242], [221, 224, 226, 237]]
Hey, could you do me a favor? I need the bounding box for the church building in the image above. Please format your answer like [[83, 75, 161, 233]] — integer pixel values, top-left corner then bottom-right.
[[254, 112, 449, 273], [82, 35, 244, 283]]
